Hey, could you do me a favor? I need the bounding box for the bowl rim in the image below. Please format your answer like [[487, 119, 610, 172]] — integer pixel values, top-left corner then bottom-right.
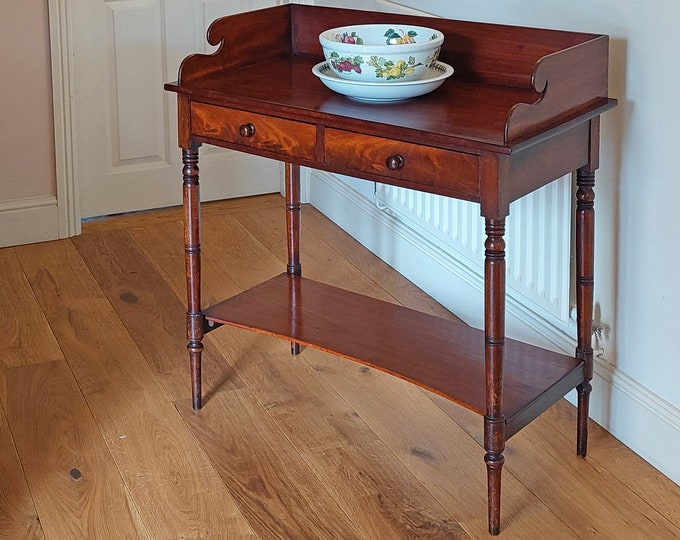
[[318, 23, 444, 53], [311, 60, 454, 102], [313, 60, 453, 88]]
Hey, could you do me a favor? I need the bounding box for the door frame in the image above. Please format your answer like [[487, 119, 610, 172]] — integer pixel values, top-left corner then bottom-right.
[[49, 0, 81, 237], [48, 0, 288, 234]]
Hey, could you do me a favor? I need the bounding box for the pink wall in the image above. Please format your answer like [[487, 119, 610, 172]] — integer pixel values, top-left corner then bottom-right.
[[0, 0, 56, 201]]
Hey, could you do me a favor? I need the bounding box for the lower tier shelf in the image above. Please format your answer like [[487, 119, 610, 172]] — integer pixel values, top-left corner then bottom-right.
[[203, 273, 584, 437]]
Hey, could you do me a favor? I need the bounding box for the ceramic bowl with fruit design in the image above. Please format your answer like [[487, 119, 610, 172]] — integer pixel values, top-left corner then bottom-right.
[[318, 24, 444, 83]]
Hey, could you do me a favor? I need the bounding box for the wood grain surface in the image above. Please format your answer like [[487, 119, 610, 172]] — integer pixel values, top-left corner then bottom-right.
[[0, 194, 677, 539], [0, 249, 63, 368]]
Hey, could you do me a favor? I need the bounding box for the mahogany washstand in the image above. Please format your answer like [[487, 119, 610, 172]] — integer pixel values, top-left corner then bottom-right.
[[165, 5, 616, 534]]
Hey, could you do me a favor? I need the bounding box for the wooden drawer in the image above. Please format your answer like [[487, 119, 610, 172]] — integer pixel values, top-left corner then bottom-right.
[[325, 129, 479, 199], [191, 102, 316, 161]]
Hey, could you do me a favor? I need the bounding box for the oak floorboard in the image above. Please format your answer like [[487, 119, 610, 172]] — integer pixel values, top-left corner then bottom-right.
[[133, 195, 680, 538], [6, 195, 674, 538], [200, 213, 287, 295], [431, 394, 680, 538], [129, 212, 283, 305], [299, 202, 461, 320], [206, 210, 469, 534], [14, 240, 255, 539], [233, 202, 400, 303], [125, 216, 281, 403], [71, 228, 242, 403], [131, 202, 469, 538], [77, 223, 370, 538], [80, 194, 281, 234], [243, 202, 574, 535], [0, 248, 63, 368], [301, 345, 578, 539], [127, 218, 242, 309], [127, 216, 384, 539], [0, 398, 44, 538], [232, 204, 562, 536], [203, 197, 680, 537], [175, 384, 366, 540], [209, 331, 470, 539], [0, 360, 140, 538], [541, 399, 680, 530]]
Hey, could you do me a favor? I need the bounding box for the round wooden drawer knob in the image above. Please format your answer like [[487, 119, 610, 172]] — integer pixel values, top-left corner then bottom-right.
[[385, 154, 405, 170], [239, 122, 256, 138]]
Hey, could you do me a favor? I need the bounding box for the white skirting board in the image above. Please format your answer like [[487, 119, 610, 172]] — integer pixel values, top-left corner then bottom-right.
[[0, 196, 61, 248], [306, 169, 680, 486]]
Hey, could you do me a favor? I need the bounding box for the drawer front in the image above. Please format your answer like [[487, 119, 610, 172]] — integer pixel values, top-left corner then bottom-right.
[[191, 102, 316, 161], [325, 129, 479, 199]]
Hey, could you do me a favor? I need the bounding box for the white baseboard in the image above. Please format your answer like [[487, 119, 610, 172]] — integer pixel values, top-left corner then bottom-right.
[[308, 170, 680, 487], [0, 196, 61, 248], [581, 358, 680, 486]]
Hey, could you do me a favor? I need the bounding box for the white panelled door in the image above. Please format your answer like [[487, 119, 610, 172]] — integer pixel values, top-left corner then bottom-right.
[[69, 0, 283, 218]]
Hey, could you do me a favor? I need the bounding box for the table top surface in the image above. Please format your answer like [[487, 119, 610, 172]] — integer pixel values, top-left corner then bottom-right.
[[165, 5, 616, 154], [167, 55, 542, 152]]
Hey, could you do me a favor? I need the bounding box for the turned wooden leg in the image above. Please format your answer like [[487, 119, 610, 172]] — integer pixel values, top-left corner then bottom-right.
[[285, 162, 302, 355], [485, 433, 505, 536], [183, 144, 203, 410], [484, 218, 506, 535], [575, 167, 596, 456], [576, 380, 592, 456]]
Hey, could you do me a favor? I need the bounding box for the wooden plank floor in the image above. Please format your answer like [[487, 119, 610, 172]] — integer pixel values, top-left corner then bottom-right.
[[1, 193, 679, 539]]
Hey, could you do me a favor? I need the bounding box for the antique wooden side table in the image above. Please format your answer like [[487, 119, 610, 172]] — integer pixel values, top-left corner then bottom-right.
[[165, 5, 616, 534]]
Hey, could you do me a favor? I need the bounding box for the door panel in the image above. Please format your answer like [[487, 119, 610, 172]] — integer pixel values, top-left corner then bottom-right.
[[72, 0, 283, 218]]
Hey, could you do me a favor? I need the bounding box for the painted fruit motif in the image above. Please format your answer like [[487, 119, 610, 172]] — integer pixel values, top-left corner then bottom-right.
[[383, 28, 418, 45], [368, 56, 422, 80], [328, 52, 363, 74], [335, 31, 364, 45], [325, 27, 441, 81]]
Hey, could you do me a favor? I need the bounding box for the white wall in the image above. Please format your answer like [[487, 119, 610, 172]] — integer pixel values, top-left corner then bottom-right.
[[308, 0, 680, 485], [0, 0, 61, 246]]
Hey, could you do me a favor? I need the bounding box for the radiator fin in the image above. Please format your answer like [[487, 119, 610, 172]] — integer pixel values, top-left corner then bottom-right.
[[375, 175, 572, 324]]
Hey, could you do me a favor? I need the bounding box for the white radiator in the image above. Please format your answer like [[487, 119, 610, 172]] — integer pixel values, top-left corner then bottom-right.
[[375, 175, 573, 329]]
